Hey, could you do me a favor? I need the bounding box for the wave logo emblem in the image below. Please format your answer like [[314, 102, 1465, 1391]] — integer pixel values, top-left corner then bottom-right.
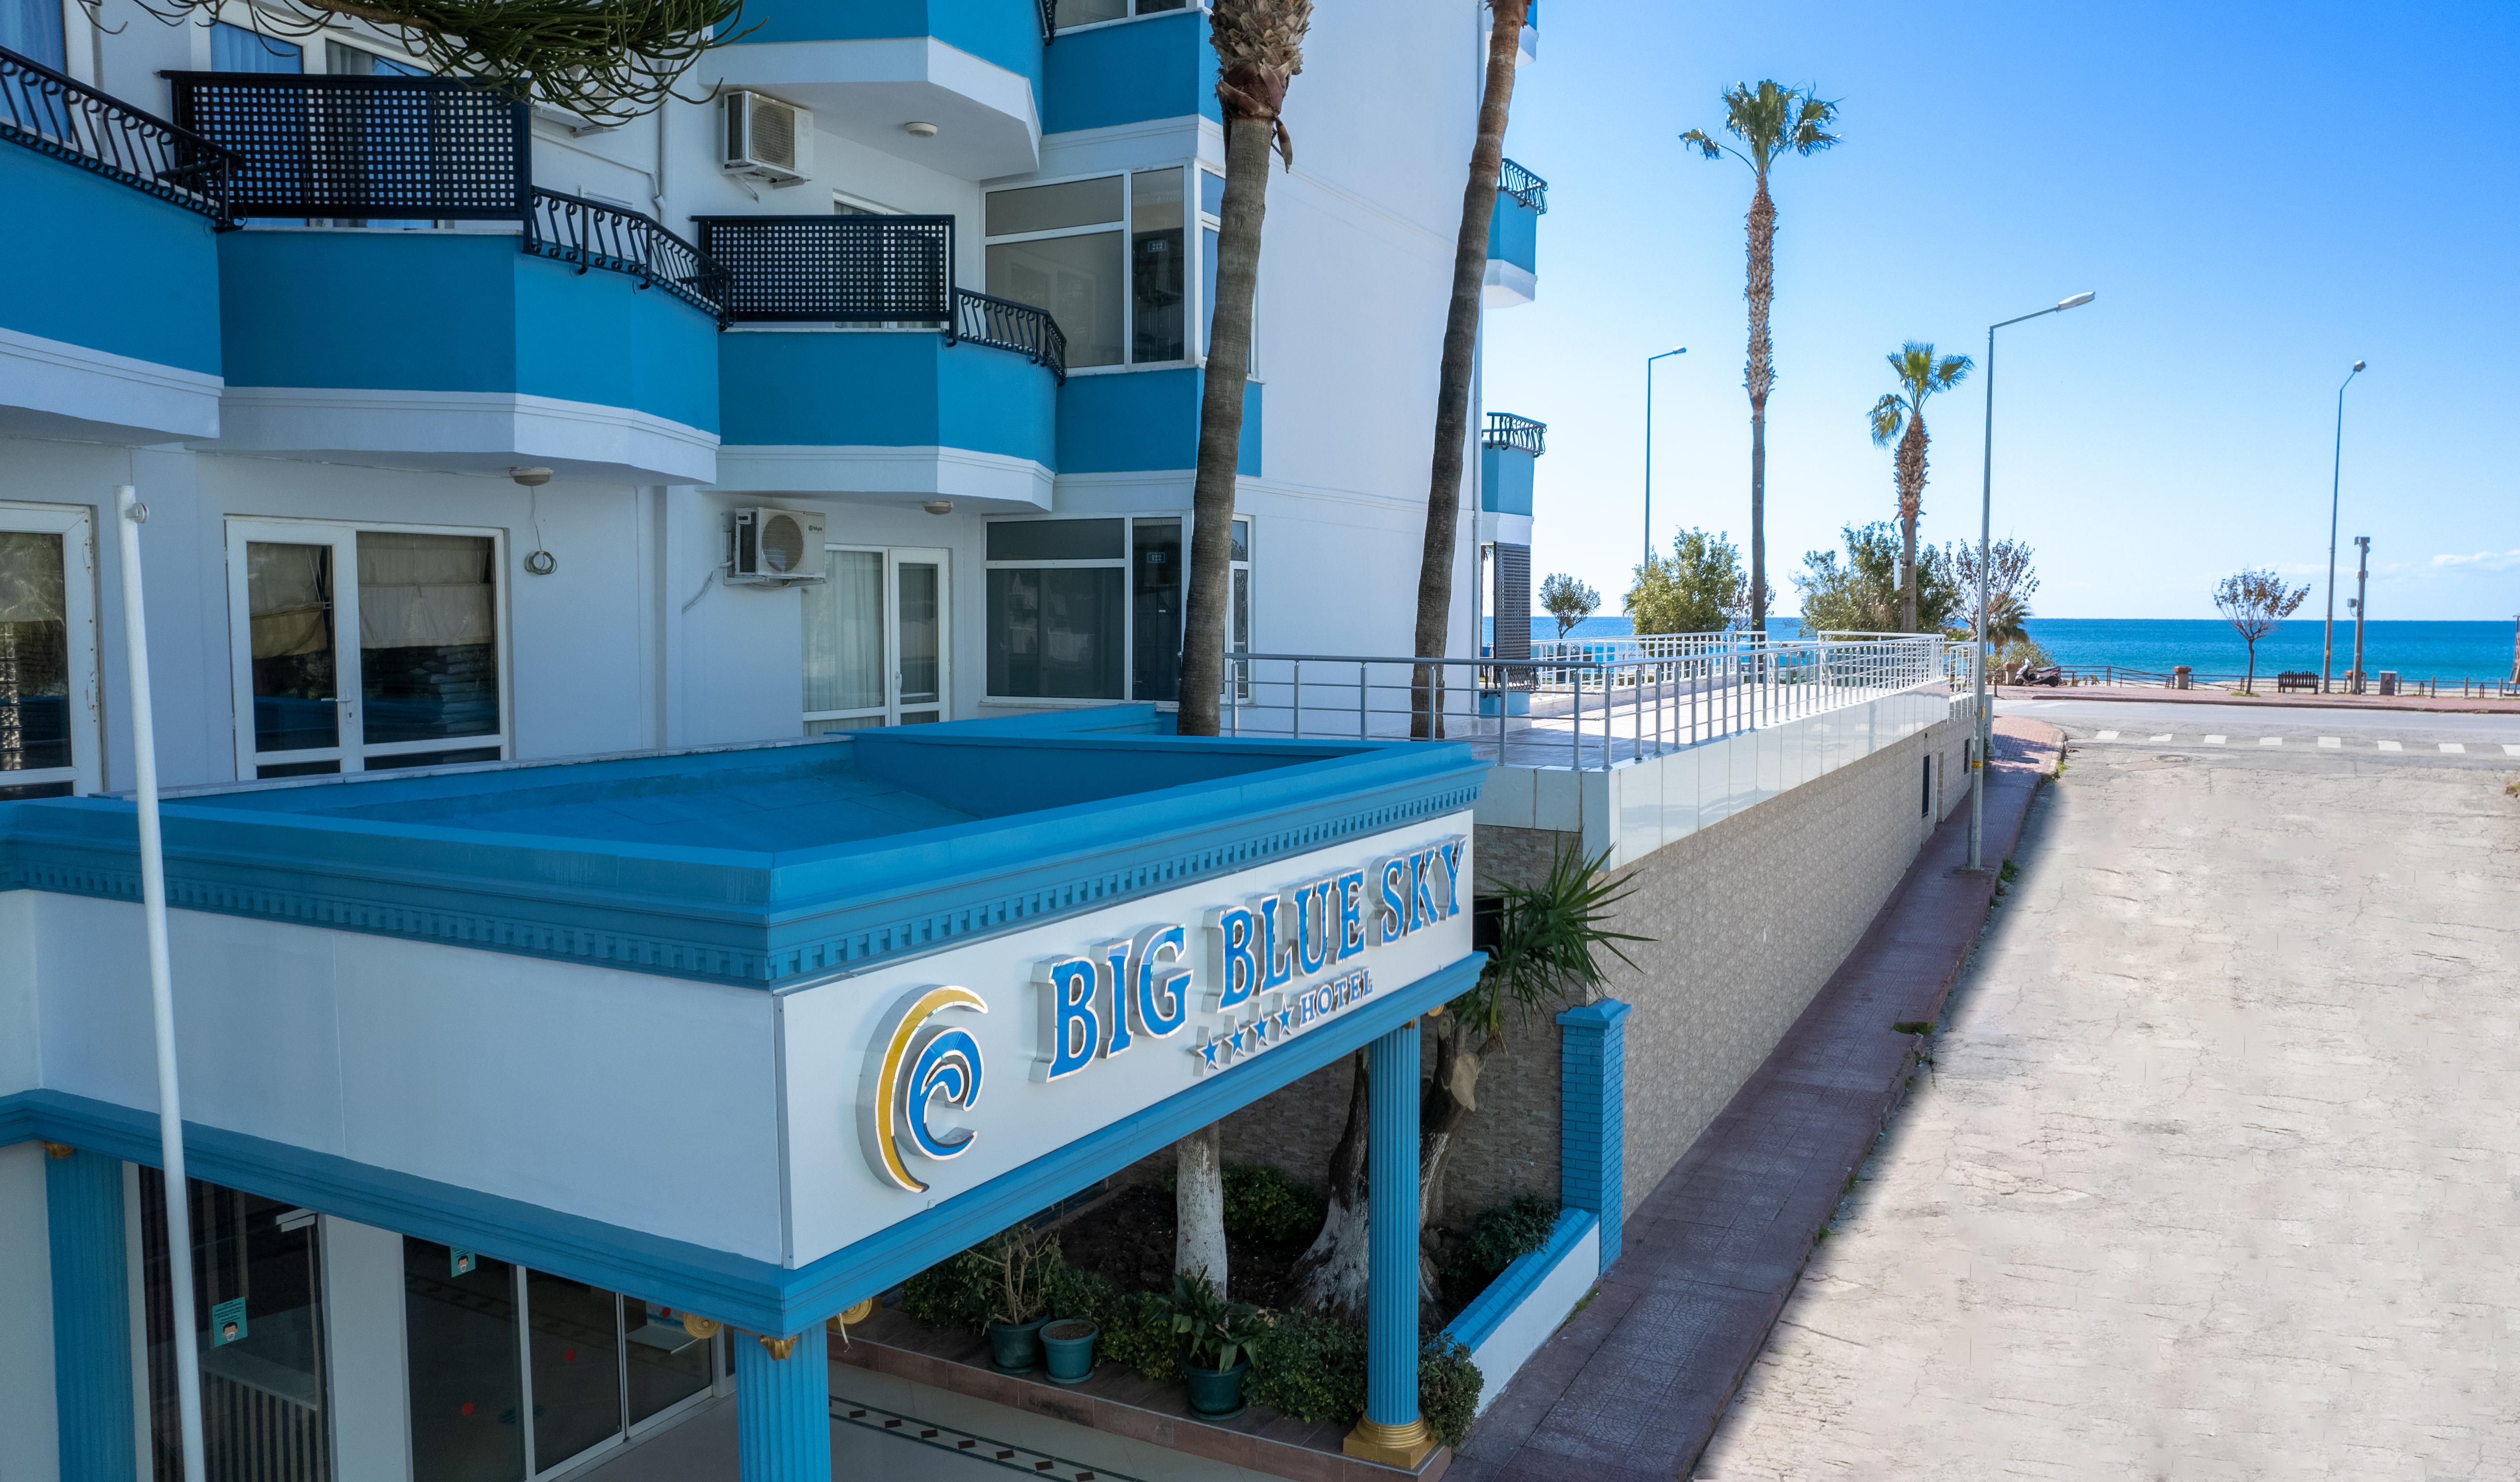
[[860, 985, 988, 1194]]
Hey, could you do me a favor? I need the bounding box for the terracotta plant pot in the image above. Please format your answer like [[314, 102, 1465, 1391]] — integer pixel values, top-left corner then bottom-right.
[[1040, 1319, 1098, 1383], [986, 1317, 1051, 1373], [1182, 1357, 1250, 1419]]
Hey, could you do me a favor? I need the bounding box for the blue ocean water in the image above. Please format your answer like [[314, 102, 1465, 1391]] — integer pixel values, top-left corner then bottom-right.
[[1503, 616, 2519, 682]]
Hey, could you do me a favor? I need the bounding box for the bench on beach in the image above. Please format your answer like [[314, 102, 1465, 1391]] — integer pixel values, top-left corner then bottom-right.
[[2276, 671, 2320, 694]]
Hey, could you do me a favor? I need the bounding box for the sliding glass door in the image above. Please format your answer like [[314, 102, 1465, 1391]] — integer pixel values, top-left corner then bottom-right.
[[0, 502, 100, 799], [802, 545, 950, 730]]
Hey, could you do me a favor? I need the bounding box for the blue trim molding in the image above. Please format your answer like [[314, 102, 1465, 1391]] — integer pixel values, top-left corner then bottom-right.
[[0, 725, 1482, 988], [47, 1145, 137, 1482], [1440, 1207, 1596, 1357], [1556, 997, 1629, 1273], [1, 954, 1481, 1337]]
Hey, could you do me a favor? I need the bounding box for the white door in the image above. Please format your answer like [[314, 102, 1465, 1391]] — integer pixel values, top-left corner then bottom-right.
[[227, 520, 509, 779], [0, 502, 102, 798], [803, 545, 951, 730]]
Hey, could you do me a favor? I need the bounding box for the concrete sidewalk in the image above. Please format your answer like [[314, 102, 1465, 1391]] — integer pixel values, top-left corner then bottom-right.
[[1991, 683, 2520, 715], [1450, 717, 2063, 1482]]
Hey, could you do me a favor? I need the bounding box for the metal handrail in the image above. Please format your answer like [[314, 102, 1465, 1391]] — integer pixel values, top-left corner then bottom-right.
[[953, 286, 1068, 381], [525, 189, 732, 325], [1037, 0, 1058, 40], [0, 45, 235, 223], [1483, 411, 1546, 455], [1499, 157, 1547, 212]]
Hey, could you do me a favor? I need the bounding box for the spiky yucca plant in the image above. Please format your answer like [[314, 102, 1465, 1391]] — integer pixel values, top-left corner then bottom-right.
[[1867, 343, 1971, 633]]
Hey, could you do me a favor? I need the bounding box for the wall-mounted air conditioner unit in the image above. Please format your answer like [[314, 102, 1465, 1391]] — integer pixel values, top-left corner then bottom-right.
[[728, 507, 827, 584], [723, 91, 812, 185]]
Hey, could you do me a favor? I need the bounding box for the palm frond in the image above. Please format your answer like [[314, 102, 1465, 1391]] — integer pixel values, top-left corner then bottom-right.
[[1455, 847, 1646, 1047], [1868, 391, 1908, 446], [1677, 127, 1722, 160], [1929, 353, 1972, 391]]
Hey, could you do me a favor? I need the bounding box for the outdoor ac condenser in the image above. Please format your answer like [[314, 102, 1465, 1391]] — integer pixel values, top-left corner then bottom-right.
[[723, 91, 812, 184], [728, 508, 827, 584]]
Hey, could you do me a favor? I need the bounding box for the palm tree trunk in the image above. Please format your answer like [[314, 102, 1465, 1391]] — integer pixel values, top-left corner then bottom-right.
[[1743, 174, 1774, 635], [1409, 0, 1527, 738], [1174, 1123, 1227, 1287], [1177, 114, 1277, 739], [1896, 417, 1928, 633]]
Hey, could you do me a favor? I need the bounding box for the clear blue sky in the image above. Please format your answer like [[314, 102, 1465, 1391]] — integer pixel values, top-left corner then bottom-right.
[[1483, 0, 2520, 623]]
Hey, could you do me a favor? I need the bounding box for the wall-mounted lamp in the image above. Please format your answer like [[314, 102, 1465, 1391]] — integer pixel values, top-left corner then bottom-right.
[[922, 499, 953, 515], [904, 121, 939, 138]]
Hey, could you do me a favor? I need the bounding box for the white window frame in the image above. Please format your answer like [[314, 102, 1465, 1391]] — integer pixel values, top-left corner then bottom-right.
[[0, 500, 103, 797], [802, 543, 953, 731], [1048, 0, 1199, 36], [222, 516, 513, 781], [984, 163, 1213, 375], [982, 512, 1249, 707]]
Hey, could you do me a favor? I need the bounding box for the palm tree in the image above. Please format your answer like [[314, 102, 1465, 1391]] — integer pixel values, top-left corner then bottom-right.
[[1171, 0, 1311, 1293], [1681, 82, 1840, 636], [1406, 0, 1531, 737], [1866, 343, 1970, 632]]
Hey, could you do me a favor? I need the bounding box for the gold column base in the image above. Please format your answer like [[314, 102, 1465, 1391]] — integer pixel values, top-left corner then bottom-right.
[[1342, 1414, 1439, 1470]]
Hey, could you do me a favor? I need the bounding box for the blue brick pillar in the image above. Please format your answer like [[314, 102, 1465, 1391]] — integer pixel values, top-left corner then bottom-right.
[[46, 1144, 137, 1482], [734, 1324, 829, 1482], [1556, 999, 1631, 1273], [1343, 1020, 1438, 1469]]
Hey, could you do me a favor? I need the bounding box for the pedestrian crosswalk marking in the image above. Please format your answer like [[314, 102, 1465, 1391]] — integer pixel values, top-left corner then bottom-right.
[[2318, 737, 2341, 748], [2505, 744, 2520, 757], [2096, 730, 2120, 741], [2439, 741, 2466, 754], [2149, 734, 2172, 743], [2378, 740, 2402, 752], [2204, 735, 2228, 745], [2259, 737, 2282, 746]]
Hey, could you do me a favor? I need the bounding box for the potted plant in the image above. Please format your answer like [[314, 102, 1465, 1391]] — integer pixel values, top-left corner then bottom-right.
[[1170, 1274, 1267, 1419], [1041, 1316, 1098, 1383], [980, 1225, 1058, 1373]]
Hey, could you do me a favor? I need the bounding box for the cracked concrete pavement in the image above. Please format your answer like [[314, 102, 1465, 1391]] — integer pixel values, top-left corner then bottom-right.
[[1694, 719, 2520, 1479]]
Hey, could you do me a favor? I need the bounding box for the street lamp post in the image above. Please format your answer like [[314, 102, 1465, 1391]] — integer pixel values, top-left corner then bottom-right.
[[1970, 291, 2094, 871], [1643, 346, 1686, 565], [2322, 360, 2367, 693]]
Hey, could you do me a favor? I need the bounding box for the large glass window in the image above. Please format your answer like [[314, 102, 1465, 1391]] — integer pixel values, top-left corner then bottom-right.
[[405, 1240, 526, 1482], [0, 0, 65, 69], [1051, 0, 1184, 28], [1131, 517, 1182, 702], [0, 524, 75, 799], [527, 1272, 623, 1469], [986, 515, 1249, 704], [986, 167, 1229, 372], [1130, 168, 1185, 363], [802, 546, 951, 730]]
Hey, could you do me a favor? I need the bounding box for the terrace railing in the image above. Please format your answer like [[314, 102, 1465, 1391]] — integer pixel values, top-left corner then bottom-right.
[[2, 44, 235, 222], [1222, 635, 1942, 772], [693, 213, 954, 325], [526, 189, 733, 326], [955, 287, 1069, 381], [1484, 411, 1546, 455], [1499, 157, 1547, 212]]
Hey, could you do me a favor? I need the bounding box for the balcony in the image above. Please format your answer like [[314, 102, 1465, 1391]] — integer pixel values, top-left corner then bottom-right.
[[165, 71, 728, 484], [1481, 411, 1544, 517], [709, 0, 1051, 178], [0, 45, 230, 442], [701, 214, 1066, 507], [1042, 3, 1218, 135], [1485, 157, 1545, 308]]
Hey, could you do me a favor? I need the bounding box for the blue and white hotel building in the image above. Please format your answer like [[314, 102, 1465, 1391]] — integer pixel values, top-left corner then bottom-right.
[[0, 0, 1548, 1478]]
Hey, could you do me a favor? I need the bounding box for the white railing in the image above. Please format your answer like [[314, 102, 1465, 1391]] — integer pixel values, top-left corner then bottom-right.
[[1224, 635, 1944, 772]]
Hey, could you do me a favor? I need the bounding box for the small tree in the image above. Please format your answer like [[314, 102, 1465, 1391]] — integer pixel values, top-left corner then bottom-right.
[[1624, 528, 1747, 635], [1867, 343, 1971, 632], [2213, 569, 2308, 695], [1537, 573, 1599, 638], [1953, 536, 2040, 645], [1795, 524, 1962, 635]]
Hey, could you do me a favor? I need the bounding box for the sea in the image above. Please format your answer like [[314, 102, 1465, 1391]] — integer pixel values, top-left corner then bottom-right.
[[1499, 617, 2520, 684]]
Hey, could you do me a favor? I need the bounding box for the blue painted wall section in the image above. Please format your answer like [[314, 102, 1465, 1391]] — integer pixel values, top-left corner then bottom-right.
[[1440, 1207, 1596, 1356], [732, 0, 1043, 96], [1042, 9, 1218, 133], [1481, 442, 1535, 515], [46, 1145, 137, 1482], [0, 144, 222, 376], [218, 230, 720, 434], [718, 330, 1057, 468], [1489, 190, 1538, 276], [1058, 368, 1260, 476], [734, 1323, 832, 1482], [1556, 997, 1629, 1273]]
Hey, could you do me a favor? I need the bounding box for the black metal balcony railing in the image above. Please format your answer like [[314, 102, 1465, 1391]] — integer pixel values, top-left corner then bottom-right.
[[1485, 411, 1546, 455], [1499, 157, 1547, 213], [955, 288, 1067, 382], [693, 214, 954, 325], [1, 45, 235, 222], [525, 189, 733, 327], [165, 71, 530, 220]]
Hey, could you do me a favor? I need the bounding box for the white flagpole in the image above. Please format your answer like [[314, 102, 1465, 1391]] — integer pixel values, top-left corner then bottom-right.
[[115, 484, 207, 1481]]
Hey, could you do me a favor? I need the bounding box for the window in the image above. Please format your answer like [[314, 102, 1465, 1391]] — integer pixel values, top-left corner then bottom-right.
[[1051, 0, 1185, 28], [0, 503, 99, 800], [211, 20, 303, 71], [802, 546, 951, 730], [0, 0, 65, 69], [226, 519, 509, 779], [986, 166, 1237, 372], [985, 515, 1250, 704]]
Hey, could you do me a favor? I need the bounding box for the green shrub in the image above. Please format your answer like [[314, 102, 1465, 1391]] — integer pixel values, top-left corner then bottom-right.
[[899, 1247, 995, 1334], [1043, 1263, 1113, 1329], [1448, 1194, 1560, 1303], [1221, 1163, 1328, 1246], [1096, 1289, 1181, 1383], [1247, 1310, 1368, 1424], [1419, 1338, 1483, 1449]]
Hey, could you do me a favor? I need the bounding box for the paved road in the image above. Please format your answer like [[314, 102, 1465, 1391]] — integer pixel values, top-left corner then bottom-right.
[[1695, 722, 2520, 1478], [1998, 695, 2520, 748]]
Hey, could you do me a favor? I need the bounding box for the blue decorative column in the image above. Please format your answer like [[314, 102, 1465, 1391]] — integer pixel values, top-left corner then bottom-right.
[[1557, 999, 1630, 1273], [734, 1323, 830, 1482], [1343, 1022, 1437, 1469], [46, 1144, 137, 1482]]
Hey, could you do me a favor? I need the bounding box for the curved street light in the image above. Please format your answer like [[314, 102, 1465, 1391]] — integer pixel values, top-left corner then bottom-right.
[[2322, 360, 2367, 693], [1644, 346, 1686, 564]]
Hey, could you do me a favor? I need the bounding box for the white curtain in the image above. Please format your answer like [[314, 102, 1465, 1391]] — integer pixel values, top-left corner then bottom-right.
[[247, 542, 333, 660], [802, 550, 885, 714], [358, 533, 494, 650], [0, 532, 65, 624]]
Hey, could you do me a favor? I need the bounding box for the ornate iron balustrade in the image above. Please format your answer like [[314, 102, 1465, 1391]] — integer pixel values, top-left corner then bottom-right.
[[954, 287, 1066, 382], [692, 214, 955, 325], [1499, 157, 1547, 212], [1484, 411, 1546, 455], [0, 45, 235, 222], [1038, 0, 1058, 40], [163, 70, 530, 220], [525, 189, 732, 325]]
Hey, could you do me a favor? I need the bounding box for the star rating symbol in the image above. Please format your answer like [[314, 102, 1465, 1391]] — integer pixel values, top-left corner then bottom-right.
[[1276, 1007, 1294, 1037], [1227, 1024, 1250, 1056], [1198, 1038, 1221, 1070]]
